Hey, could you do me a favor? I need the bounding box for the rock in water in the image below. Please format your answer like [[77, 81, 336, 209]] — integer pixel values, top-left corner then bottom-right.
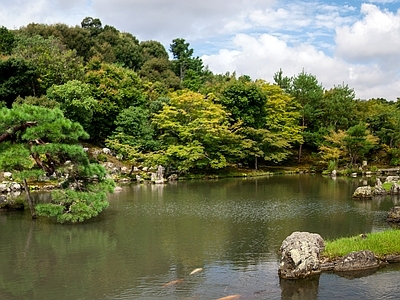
[[278, 231, 325, 279], [334, 250, 379, 272], [352, 186, 373, 198], [387, 206, 400, 223]]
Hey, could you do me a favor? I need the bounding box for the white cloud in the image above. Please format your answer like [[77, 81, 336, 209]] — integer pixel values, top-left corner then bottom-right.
[[335, 4, 400, 62], [203, 30, 399, 100]]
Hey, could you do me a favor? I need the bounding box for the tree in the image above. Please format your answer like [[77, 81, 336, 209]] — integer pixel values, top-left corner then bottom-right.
[[107, 106, 160, 153], [319, 123, 379, 167], [150, 90, 245, 172], [277, 70, 324, 161], [0, 104, 114, 222], [46, 80, 97, 132], [139, 57, 180, 90], [12, 34, 84, 94], [140, 40, 169, 62], [257, 81, 303, 162], [0, 26, 15, 55], [81, 17, 103, 35], [0, 57, 37, 107], [84, 59, 146, 142], [321, 84, 356, 131], [169, 38, 204, 83], [221, 78, 267, 129]]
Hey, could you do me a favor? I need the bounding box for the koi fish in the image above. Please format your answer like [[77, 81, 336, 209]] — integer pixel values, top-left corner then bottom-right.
[[189, 268, 203, 275], [216, 295, 241, 300], [163, 279, 184, 287]]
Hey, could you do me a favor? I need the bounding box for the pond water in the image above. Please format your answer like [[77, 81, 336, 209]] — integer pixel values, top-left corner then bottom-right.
[[1, 175, 400, 300]]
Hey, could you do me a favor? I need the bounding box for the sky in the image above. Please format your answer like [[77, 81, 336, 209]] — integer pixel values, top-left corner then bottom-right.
[[1, 0, 400, 100]]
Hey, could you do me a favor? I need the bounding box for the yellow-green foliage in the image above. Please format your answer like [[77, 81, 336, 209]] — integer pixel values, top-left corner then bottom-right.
[[323, 230, 400, 259], [382, 182, 394, 191]]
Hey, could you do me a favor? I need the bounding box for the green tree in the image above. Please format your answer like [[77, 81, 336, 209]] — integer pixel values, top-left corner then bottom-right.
[[151, 90, 245, 172], [319, 123, 379, 167], [46, 80, 97, 131], [140, 40, 169, 62], [169, 38, 204, 84], [221, 78, 267, 128], [12, 34, 84, 94], [84, 59, 146, 142], [139, 57, 180, 90], [0, 26, 15, 55], [257, 81, 303, 162], [0, 57, 37, 107], [106, 106, 160, 154], [0, 104, 114, 222], [277, 70, 324, 161], [321, 84, 356, 131]]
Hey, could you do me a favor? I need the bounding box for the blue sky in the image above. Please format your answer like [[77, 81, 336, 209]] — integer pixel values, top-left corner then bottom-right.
[[1, 0, 399, 100]]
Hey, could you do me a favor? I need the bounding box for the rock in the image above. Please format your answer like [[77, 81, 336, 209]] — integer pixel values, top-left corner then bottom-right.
[[3, 172, 12, 178], [102, 147, 112, 155], [331, 170, 337, 177], [278, 231, 325, 279], [0, 183, 8, 193], [351, 173, 357, 177], [10, 183, 21, 191], [385, 176, 399, 183], [334, 250, 379, 272], [120, 167, 129, 174], [114, 186, 123, 192], [352, 186, 373, 198], [168, 174, 178, 181], [391, 183, 400, 194], [387, 206, 400, 223]]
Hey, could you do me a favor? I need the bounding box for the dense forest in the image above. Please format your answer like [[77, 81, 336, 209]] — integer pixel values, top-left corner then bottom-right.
[[1, 17, 400, 177]]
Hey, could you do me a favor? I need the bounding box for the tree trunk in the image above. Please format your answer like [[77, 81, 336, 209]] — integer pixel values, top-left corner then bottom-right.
[[0, 122, 37, 143], [23, 179, 36, 219]]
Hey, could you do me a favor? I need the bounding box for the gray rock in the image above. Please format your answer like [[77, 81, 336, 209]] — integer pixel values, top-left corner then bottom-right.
[[352, 186, 373, 198], [385, 176, 399, 183], [114, 186, 123, 192], [0, 183, 7, 193], [3, 172, 12, 178], [334, 250, 379, 272], [168, 174, 178, 181], [278, 231, 325, 279], [10, 183, 21, 191], [102, 147, 111, 155], [387, 206, 400, 223], [391, 183, 400, 194]]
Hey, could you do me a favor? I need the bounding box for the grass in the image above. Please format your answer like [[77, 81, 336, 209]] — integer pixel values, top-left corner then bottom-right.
[[322, 229, 400, 260]]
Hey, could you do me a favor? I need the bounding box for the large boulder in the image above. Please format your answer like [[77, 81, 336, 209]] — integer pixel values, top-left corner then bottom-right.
[[387, 206, 400, 223], [352, 186, 373, 198], [334, 250, 379, 272], [278, 232, 325, 279]]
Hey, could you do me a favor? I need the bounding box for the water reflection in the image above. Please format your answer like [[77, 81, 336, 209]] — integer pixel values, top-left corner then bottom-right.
[[1, 175, 400, 299], [280, 276, 320, 300]]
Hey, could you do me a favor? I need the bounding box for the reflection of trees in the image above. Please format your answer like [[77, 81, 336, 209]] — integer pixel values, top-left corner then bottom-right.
[[280, 276, 319, 300], [0, 219, 118, 299]]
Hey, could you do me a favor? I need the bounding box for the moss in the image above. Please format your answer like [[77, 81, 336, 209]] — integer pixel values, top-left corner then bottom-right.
[[382, 182, 394, 191]]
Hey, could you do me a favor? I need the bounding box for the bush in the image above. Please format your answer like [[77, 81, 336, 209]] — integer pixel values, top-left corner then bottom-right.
[[96, 153, 107, 162]]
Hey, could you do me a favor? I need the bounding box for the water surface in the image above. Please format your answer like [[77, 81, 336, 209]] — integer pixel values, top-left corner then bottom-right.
[[1, 175, 399, 299]]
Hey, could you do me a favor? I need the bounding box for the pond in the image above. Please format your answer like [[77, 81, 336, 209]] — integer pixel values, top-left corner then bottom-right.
[[1, 174, 400, 299]]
